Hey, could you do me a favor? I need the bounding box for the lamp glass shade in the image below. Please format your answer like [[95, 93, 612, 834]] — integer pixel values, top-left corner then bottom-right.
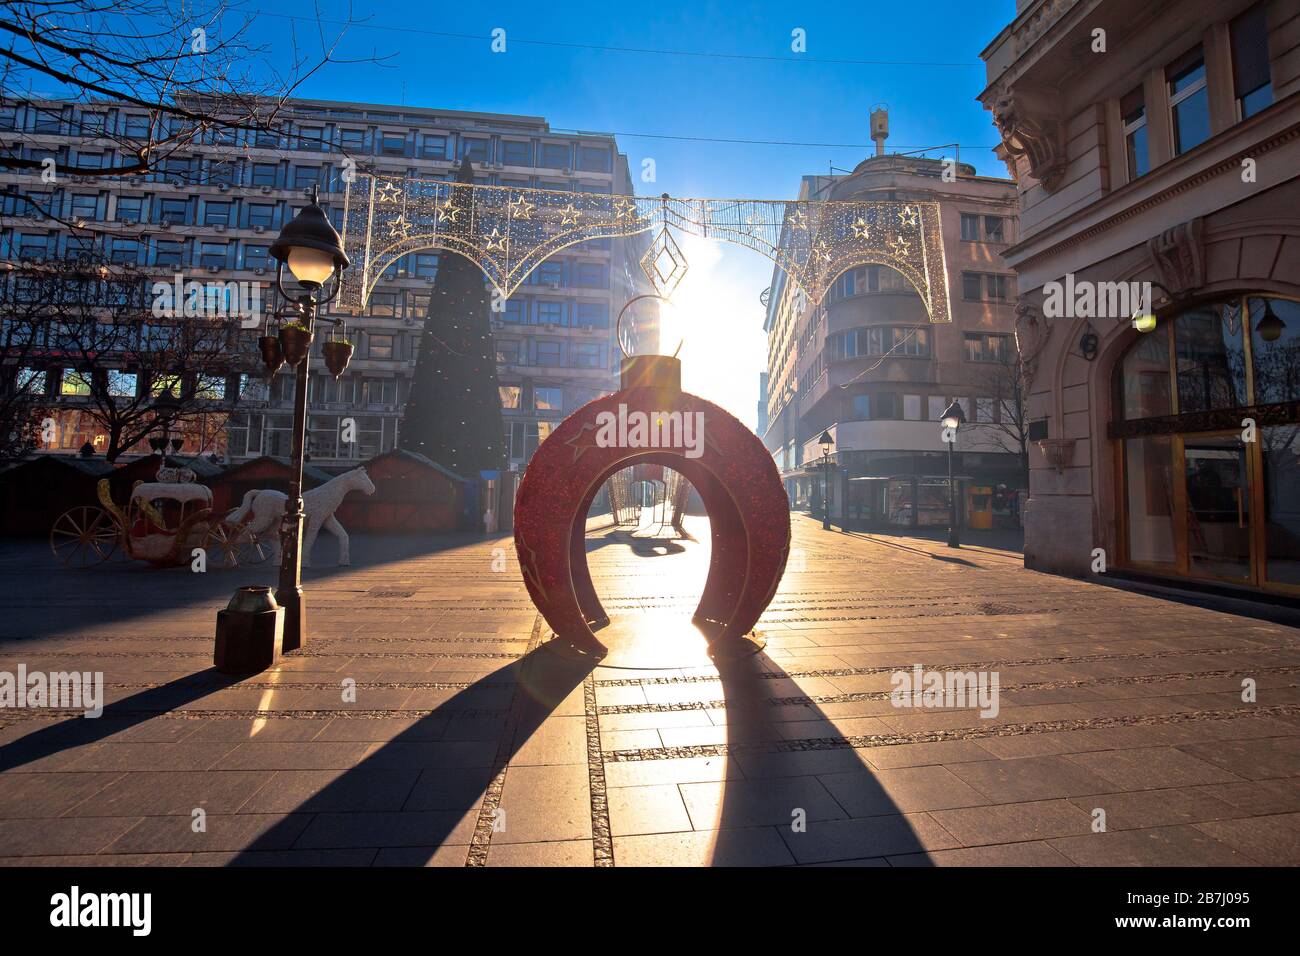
[[1257, 302, 1285, 343], [1131, 312, 1158, 333], [286, 246, 337, 286], [942, 414, 961, 429], [940, 400, 966, 430]]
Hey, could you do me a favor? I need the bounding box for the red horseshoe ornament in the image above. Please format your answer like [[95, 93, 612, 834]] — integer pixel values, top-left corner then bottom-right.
[[514, 354, 791, 659]]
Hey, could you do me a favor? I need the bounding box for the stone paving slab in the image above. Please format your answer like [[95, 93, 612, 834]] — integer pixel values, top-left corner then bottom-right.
[[1, 517, 1298, 865]]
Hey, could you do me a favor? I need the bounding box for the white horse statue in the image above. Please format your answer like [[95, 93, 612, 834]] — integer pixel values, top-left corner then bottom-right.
[[227, 467, 376, 567]]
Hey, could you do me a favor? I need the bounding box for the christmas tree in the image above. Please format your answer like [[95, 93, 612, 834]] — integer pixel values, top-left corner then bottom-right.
[[399, 158, 507, 476]]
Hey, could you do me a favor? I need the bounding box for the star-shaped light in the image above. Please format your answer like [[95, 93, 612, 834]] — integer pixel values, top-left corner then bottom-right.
[[851, 217, 871, 240], [746, 209, 766, 237], [613, 197, 637, 220], [435, 197, 460, 225], [889, 234, 911, 257], [389, 214, 411, 238], [788, 207, 808, 231], [812, 239, 833, 264], [376, 181, 402, 204], [556, 203, 581, 227], [897, 205, 919, 228], [484, 228, 509, 254], [507, 194, 535, 220]]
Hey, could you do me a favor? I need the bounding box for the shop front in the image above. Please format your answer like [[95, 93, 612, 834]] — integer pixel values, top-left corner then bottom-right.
[[1113, 295, 1300, 595]]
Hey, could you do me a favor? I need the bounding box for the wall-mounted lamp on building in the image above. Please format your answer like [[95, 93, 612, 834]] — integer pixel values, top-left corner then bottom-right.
[[1078, 329, 1099, 361], [1130, 280, 1173, 333]]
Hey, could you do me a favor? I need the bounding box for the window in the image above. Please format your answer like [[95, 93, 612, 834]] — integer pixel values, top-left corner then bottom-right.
[[851, 395, 870, 419], [1168, 47, 1210, 156], [247, 203, 276, 230], [199, 242, 228, 268], [534, 261, 564, 286], [250, 163, 279, 187], [962, 273, 1010, 302], [1231, 4, 1273, 120], [154, 240, 184, 268], [461, 138, 489, 162], [421, 134, 447, 159], [1121, 85, 1150, 180], [572, 342, 602, 368], [535, 301, 565, 326], [293, 166, 321, 189], [577, 145, 611, 173], [369, 292, 400, 318], [892, 327, 930, 357], [964, 333, 1010, 363], [502, 300, 525, 325], [573, 262, 608, 288], [975, 397, 996, 423], [123, 114, 150, 139], [960, 213, 980, 242], [296, 127, 325, 151], [360, 378, 396, 406], [535, 341, 562, 366], [573, 302, 609, 328], [499, 385, 521, 409], [903, 394, 922, 421], [203, 201, 232, 226], [242, 245, 269, 271], [69, 194, 99, 221], [1120, 321, 1172, 420], [157, 197, 189, 225], [115, 196, 144, 222], [539, 143, 570, 169], [871, 393, 899, 420], [413, 253, 438, 278], [534, 386, 562, 412], [196, 375, 226, 399], [987, 274, 1009, 302], [368, 333, 395, 359], [984, 216, 1005, 242], [109, 238, 140, 264], [497, 339, 521, 364], [378, 131, 407, 157], [928, 396, 947, 422], [61, 370, 92, 396], [502, 140, 531, 166]]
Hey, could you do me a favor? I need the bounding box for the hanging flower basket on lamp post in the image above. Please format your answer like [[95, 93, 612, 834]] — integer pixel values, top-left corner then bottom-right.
[[322, 322, 353, 379], [278, 319, 314, 366]]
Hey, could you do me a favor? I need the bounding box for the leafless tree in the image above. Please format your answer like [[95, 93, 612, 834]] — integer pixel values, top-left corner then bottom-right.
[[0, 0, 383, 226], [0, 254, 260, 461], [967, 350, 1032, 491]]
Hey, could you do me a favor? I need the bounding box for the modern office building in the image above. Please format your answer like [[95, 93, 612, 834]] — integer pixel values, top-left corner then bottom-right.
[[0, 96, 652, 471], [980, 0, 1300, 596], [761, 125, 1023, 531]]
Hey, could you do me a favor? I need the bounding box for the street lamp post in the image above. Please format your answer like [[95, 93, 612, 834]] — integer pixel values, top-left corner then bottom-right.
[[818, 429, 834, 531], [148, 388, 181, 462], [940, 400, 966, 548], [266, 186, 350, 652]]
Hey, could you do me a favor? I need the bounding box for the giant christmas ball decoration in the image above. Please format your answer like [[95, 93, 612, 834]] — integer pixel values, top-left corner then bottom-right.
[[514, 354, 791, 659]]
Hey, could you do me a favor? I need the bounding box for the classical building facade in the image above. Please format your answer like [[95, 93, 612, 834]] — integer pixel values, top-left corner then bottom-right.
[[761, 141, 1023, 531], [981, 0, 1300, 595], [0, 97, 651, 470]]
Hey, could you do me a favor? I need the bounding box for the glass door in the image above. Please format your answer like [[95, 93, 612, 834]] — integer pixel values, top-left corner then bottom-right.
[[1180, 432, 1255, 583]]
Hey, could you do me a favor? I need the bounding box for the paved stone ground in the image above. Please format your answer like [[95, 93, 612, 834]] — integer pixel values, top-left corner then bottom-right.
[[0, 514, 1297, 866]]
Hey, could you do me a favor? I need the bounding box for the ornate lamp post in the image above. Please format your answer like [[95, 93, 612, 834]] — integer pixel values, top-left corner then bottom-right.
[[818, 429, 834, 531], [941, 400, 966, 548], [265, 186, 350, 652]]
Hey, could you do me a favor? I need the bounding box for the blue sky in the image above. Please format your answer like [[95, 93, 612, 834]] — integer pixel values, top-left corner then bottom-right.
[[255, 0, 1016, 425]]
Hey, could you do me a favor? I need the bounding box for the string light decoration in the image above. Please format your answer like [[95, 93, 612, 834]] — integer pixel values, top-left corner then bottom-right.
[[336, 173, 953, 322]]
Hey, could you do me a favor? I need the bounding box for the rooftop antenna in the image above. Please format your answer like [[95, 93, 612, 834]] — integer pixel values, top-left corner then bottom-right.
[[870, 103, 889, 157]]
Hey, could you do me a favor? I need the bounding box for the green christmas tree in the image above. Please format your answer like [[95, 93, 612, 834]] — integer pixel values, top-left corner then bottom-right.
[[399, 158, 506, 476]]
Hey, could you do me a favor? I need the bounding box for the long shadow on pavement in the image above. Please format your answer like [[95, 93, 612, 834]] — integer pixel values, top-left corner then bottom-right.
[[708, 651, 935, 866], [226, 645, 594, 865]]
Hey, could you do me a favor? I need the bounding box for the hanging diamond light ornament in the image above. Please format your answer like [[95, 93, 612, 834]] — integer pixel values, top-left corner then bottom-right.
[[641, 226, 689, 299]]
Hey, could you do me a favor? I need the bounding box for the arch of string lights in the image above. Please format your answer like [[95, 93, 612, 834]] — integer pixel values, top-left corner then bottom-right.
[[335, 173, 952, 322]]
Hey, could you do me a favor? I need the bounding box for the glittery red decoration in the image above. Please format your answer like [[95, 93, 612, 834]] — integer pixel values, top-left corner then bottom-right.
[[514, 355, 791, 655]]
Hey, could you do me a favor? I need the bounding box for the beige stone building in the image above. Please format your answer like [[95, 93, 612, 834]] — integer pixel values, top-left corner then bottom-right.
[[761, 136, 1023, 532], [981, 0, 1300, 596]]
